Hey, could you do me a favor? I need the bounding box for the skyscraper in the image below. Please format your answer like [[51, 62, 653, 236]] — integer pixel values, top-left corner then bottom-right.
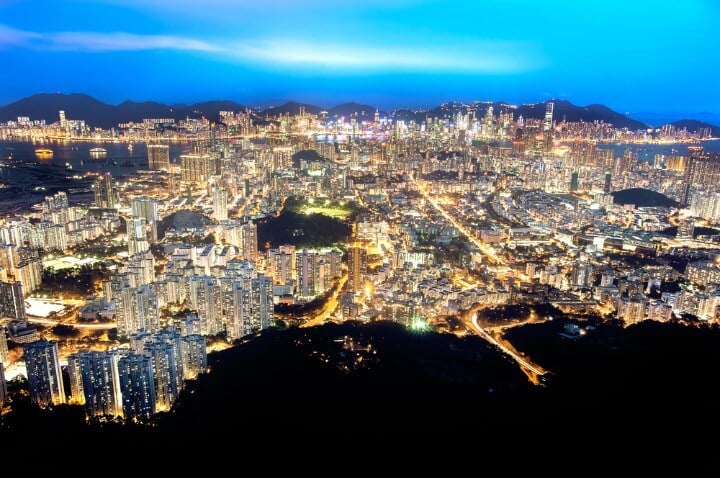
[[126, 217, 150, 255], [65, 353, 85, 405], [23, 340, 65, 407], [267, 245, 296, 285], [147, 144, 170, 171], [242, 221, 258, 263], [144, 341, 180, 412], [347, 244, 368, 293], [117, 353, 156, 420], [0, 326, 8, 365], [75, 351, 123, 417], [116, 284, 160, 339], [131, 197, 159, 242], [603, 172, 612, 193], [212, 184, 228, 221], [0, 280, 27, 321], [570, 170, 579, 192], [0, 362, 7, 407], [93, 173, 116, 209], [180, 153, 218, 184], [181, 334, 207, 380]]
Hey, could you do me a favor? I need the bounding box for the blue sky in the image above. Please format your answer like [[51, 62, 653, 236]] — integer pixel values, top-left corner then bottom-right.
[[0, 0, 719, 117]]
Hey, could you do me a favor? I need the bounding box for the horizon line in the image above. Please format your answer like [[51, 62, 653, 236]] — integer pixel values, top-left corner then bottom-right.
[[1, 91, 719, 125]]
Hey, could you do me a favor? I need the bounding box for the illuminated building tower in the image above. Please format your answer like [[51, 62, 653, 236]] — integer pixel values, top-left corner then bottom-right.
[[543, 102, 554, 151], [181, 334, 207, 380], [212, 184, 228, 221], [571, 261, 594, 288], [543, 102, 554, 132], [180, 153, 218, 184], [23, 340, 65, 407], [251, 275, 274, 331], [570, 171, 579, 192], [117, 353, 156, 420], [0, 281, 26, 320], [116, 284, 160, 339], [616, 297, 647, 324], [187, 275, 223, 336], [0, 362, 6, 407], [603, 172, 612, 193], [228, 280, 249, 341], [59, 110, 66, 128], [126, 217, 150, 255], [347, 244, 368, 293], [228, 275, 274, 339], [65, 353, 85, 405], [147, 144, 170, 171], [153, 328, 185, 392], [131, 197, 159, 242], [242, 221, 258, 263], [676, 218, 695, 240], [296, 249, 319, 299], [125, 251, 156, 287], [267, 245, 296, 285], [93, 173, 116, 209], [75, 351, 123, 417], [144, 341, 180, 412], [0, 325, 8, 364]]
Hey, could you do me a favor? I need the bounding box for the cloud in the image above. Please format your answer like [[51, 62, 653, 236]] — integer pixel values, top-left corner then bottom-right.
[[0, 23, 542, 73], [0, 24, 42, 47], [0, 24, 219, 52], [232, 39, 542, 73]]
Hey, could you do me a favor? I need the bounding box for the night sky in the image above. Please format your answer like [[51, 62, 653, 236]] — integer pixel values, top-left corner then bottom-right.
[[1, 0, 718, 117]]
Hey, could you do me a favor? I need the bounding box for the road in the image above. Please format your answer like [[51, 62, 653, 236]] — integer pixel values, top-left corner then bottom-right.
[[468, 311, 547, 386], [413, 178, 504, 266], [27, 317, 116, 329], [301, 273, 348, 328]]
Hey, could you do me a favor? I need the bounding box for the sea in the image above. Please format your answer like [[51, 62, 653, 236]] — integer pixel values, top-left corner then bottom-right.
[[0, 140, 190, 179], [594, 139, 720, 162]]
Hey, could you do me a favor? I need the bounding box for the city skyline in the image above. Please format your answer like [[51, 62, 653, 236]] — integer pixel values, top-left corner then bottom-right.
[[1, 0, 719, 117]]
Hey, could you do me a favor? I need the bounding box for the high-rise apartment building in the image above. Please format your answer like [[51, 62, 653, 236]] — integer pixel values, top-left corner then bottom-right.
[[23, 340, 65, 407], [180, 153, 218, 184], [93, 173, 116, 209], [0, 325, 8, 365], [117, 353, 156, 420], [0, 280, 26, 320], [116, 284, 160, 338], [242, 221, 258, 262], [130, 197, 159, 242], [212, 184, 228, 221], [347, 244, 368, 293], [126, 217, 150, 255], [147, 144, 170, 171], [181, 334, 207, 380], [144, 341, 180, 412], [74, 351, 123, 417], [0, 362, 7, 407]]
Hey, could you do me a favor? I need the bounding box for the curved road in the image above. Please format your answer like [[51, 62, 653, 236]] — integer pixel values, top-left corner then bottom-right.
[[469, 312, 547, 386]]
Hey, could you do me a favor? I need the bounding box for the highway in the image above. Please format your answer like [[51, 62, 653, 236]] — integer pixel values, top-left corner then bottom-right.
[[301, 273, 348, 328], [27, 317, 116, 330], [468, 311, 547, 386]]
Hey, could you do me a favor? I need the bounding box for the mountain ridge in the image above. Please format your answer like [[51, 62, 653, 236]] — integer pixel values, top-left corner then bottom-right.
[[0, 92, 718, 133]]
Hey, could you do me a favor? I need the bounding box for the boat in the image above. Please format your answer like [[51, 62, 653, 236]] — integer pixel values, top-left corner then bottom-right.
[[89, 147, 107, 158], [120, 161, 135, 167], [34, 148, 54, 158]]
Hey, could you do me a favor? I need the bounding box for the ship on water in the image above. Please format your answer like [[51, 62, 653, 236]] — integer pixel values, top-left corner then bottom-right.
[[34, 148, 54, 159], [89, 147, 107, 158]]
